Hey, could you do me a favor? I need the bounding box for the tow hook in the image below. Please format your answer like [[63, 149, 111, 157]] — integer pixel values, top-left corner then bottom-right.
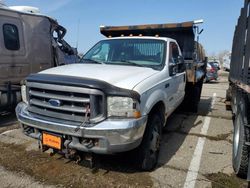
[[49, 150, 56, 157], [82, 139, 94, 149], [42, 145, 49, 152], [38, 138, 50, 153], [65, 149, 77, 159]]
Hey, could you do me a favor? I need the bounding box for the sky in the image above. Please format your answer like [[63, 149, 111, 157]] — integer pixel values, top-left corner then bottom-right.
[[4, 0, 244, 56]]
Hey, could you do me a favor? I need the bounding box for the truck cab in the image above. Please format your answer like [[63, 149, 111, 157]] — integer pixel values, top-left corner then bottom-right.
[[0, 5, 76, 111], [81, 36, 186, 115]]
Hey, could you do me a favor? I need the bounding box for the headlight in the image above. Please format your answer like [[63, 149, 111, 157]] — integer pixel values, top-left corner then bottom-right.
[[107, 97, 141, 118], [21, 85, 28, 104]]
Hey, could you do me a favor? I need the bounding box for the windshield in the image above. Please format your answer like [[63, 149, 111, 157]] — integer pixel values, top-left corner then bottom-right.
[[81, 39, 166, 69]]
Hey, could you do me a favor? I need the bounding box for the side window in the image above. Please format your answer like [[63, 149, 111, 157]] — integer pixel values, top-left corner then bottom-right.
[[92, 43, 110, 62], [169, 42, 179, 64], [3, 24, 20, 51]]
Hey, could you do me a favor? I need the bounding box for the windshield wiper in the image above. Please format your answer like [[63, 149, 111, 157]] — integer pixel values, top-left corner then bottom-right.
[[80, 58, 105, 64], [120, 60, 144, 67]]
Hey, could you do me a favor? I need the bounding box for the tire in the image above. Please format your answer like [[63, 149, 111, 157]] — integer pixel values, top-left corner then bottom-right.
[[180, 81, 202, 113], [232, 99, 250, 178], [226, 87, 231, 101], [190, 83, 201, 113], [136, 113, 163, 171]]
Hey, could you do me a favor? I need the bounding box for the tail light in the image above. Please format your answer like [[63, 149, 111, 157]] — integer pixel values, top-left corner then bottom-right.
[[210, 67, 215, 73]]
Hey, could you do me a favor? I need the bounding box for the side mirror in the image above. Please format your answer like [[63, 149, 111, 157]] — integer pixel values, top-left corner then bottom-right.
[[169, 63, 177, 76]]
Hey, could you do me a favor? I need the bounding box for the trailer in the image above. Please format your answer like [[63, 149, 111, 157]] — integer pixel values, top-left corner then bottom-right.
[[227, 0, 250, 180]]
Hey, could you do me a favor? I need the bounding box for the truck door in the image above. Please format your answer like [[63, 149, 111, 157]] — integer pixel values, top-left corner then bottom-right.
[[0, 15, 27, 85], [169, 42, 186, 108]]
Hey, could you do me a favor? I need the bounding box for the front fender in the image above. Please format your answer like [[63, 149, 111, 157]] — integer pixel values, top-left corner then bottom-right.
[[140, 89, 167, 116]]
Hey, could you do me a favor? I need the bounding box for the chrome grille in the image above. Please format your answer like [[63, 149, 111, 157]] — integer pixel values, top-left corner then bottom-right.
[[26, 82, 105, 123]]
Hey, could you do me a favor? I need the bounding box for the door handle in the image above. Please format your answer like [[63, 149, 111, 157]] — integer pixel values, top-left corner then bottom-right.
[[165, 83, 170, 88]]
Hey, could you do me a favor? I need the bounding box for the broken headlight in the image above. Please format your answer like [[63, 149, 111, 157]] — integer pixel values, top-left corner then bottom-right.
[[107, 97, 141, 118]]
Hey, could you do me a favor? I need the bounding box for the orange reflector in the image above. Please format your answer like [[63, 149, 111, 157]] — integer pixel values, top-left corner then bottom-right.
[[134, 111, 141, 118]]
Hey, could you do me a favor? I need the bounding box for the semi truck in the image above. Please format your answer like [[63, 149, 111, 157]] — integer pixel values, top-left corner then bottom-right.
[[0, 4, 76, 111], [16, 21, 207, 170], [228, 0, 250, 180]]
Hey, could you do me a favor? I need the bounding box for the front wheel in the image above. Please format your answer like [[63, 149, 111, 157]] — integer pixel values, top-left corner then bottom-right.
[[136, 113, 163, 171]]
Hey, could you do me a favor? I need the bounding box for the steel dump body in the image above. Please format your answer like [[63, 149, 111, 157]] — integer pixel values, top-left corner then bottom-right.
[[100, 21, 206, 84]]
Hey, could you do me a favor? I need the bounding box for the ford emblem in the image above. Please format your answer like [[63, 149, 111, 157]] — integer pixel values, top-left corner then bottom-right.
[[48, 99, 62, 107]]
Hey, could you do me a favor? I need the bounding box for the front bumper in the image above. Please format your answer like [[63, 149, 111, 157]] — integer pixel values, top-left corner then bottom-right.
[[16, 102, 147, 154]]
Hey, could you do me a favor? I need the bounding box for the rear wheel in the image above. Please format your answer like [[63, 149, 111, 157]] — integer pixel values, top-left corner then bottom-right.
[[136, 113, 163, 171], [232, 95, 250, 178], [180, 81, 203, 113]]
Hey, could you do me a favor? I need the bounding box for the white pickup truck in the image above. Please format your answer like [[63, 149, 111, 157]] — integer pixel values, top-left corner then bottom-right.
[[16, 21, 206, 170]]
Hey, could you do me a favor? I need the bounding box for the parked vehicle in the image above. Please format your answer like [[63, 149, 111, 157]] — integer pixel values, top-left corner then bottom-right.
[[227, 0, 250, 180], [0, 5, 76, 111], [204, 62, 219, 82], [16, 21, 207, 170], [209, 61, 221, 70], [223, 53, 231, 71]]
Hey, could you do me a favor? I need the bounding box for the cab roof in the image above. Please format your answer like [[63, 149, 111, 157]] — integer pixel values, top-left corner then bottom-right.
[[100, 21, 204, 60], [101, 36, 176, 42]]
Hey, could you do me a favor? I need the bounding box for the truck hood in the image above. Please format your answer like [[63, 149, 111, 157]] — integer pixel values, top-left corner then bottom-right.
[[39, 64, 158, 91]]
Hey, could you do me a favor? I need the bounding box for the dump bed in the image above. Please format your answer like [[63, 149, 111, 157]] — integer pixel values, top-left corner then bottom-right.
[[230, 0, 250, 93], [100, 21, 201, 61]]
